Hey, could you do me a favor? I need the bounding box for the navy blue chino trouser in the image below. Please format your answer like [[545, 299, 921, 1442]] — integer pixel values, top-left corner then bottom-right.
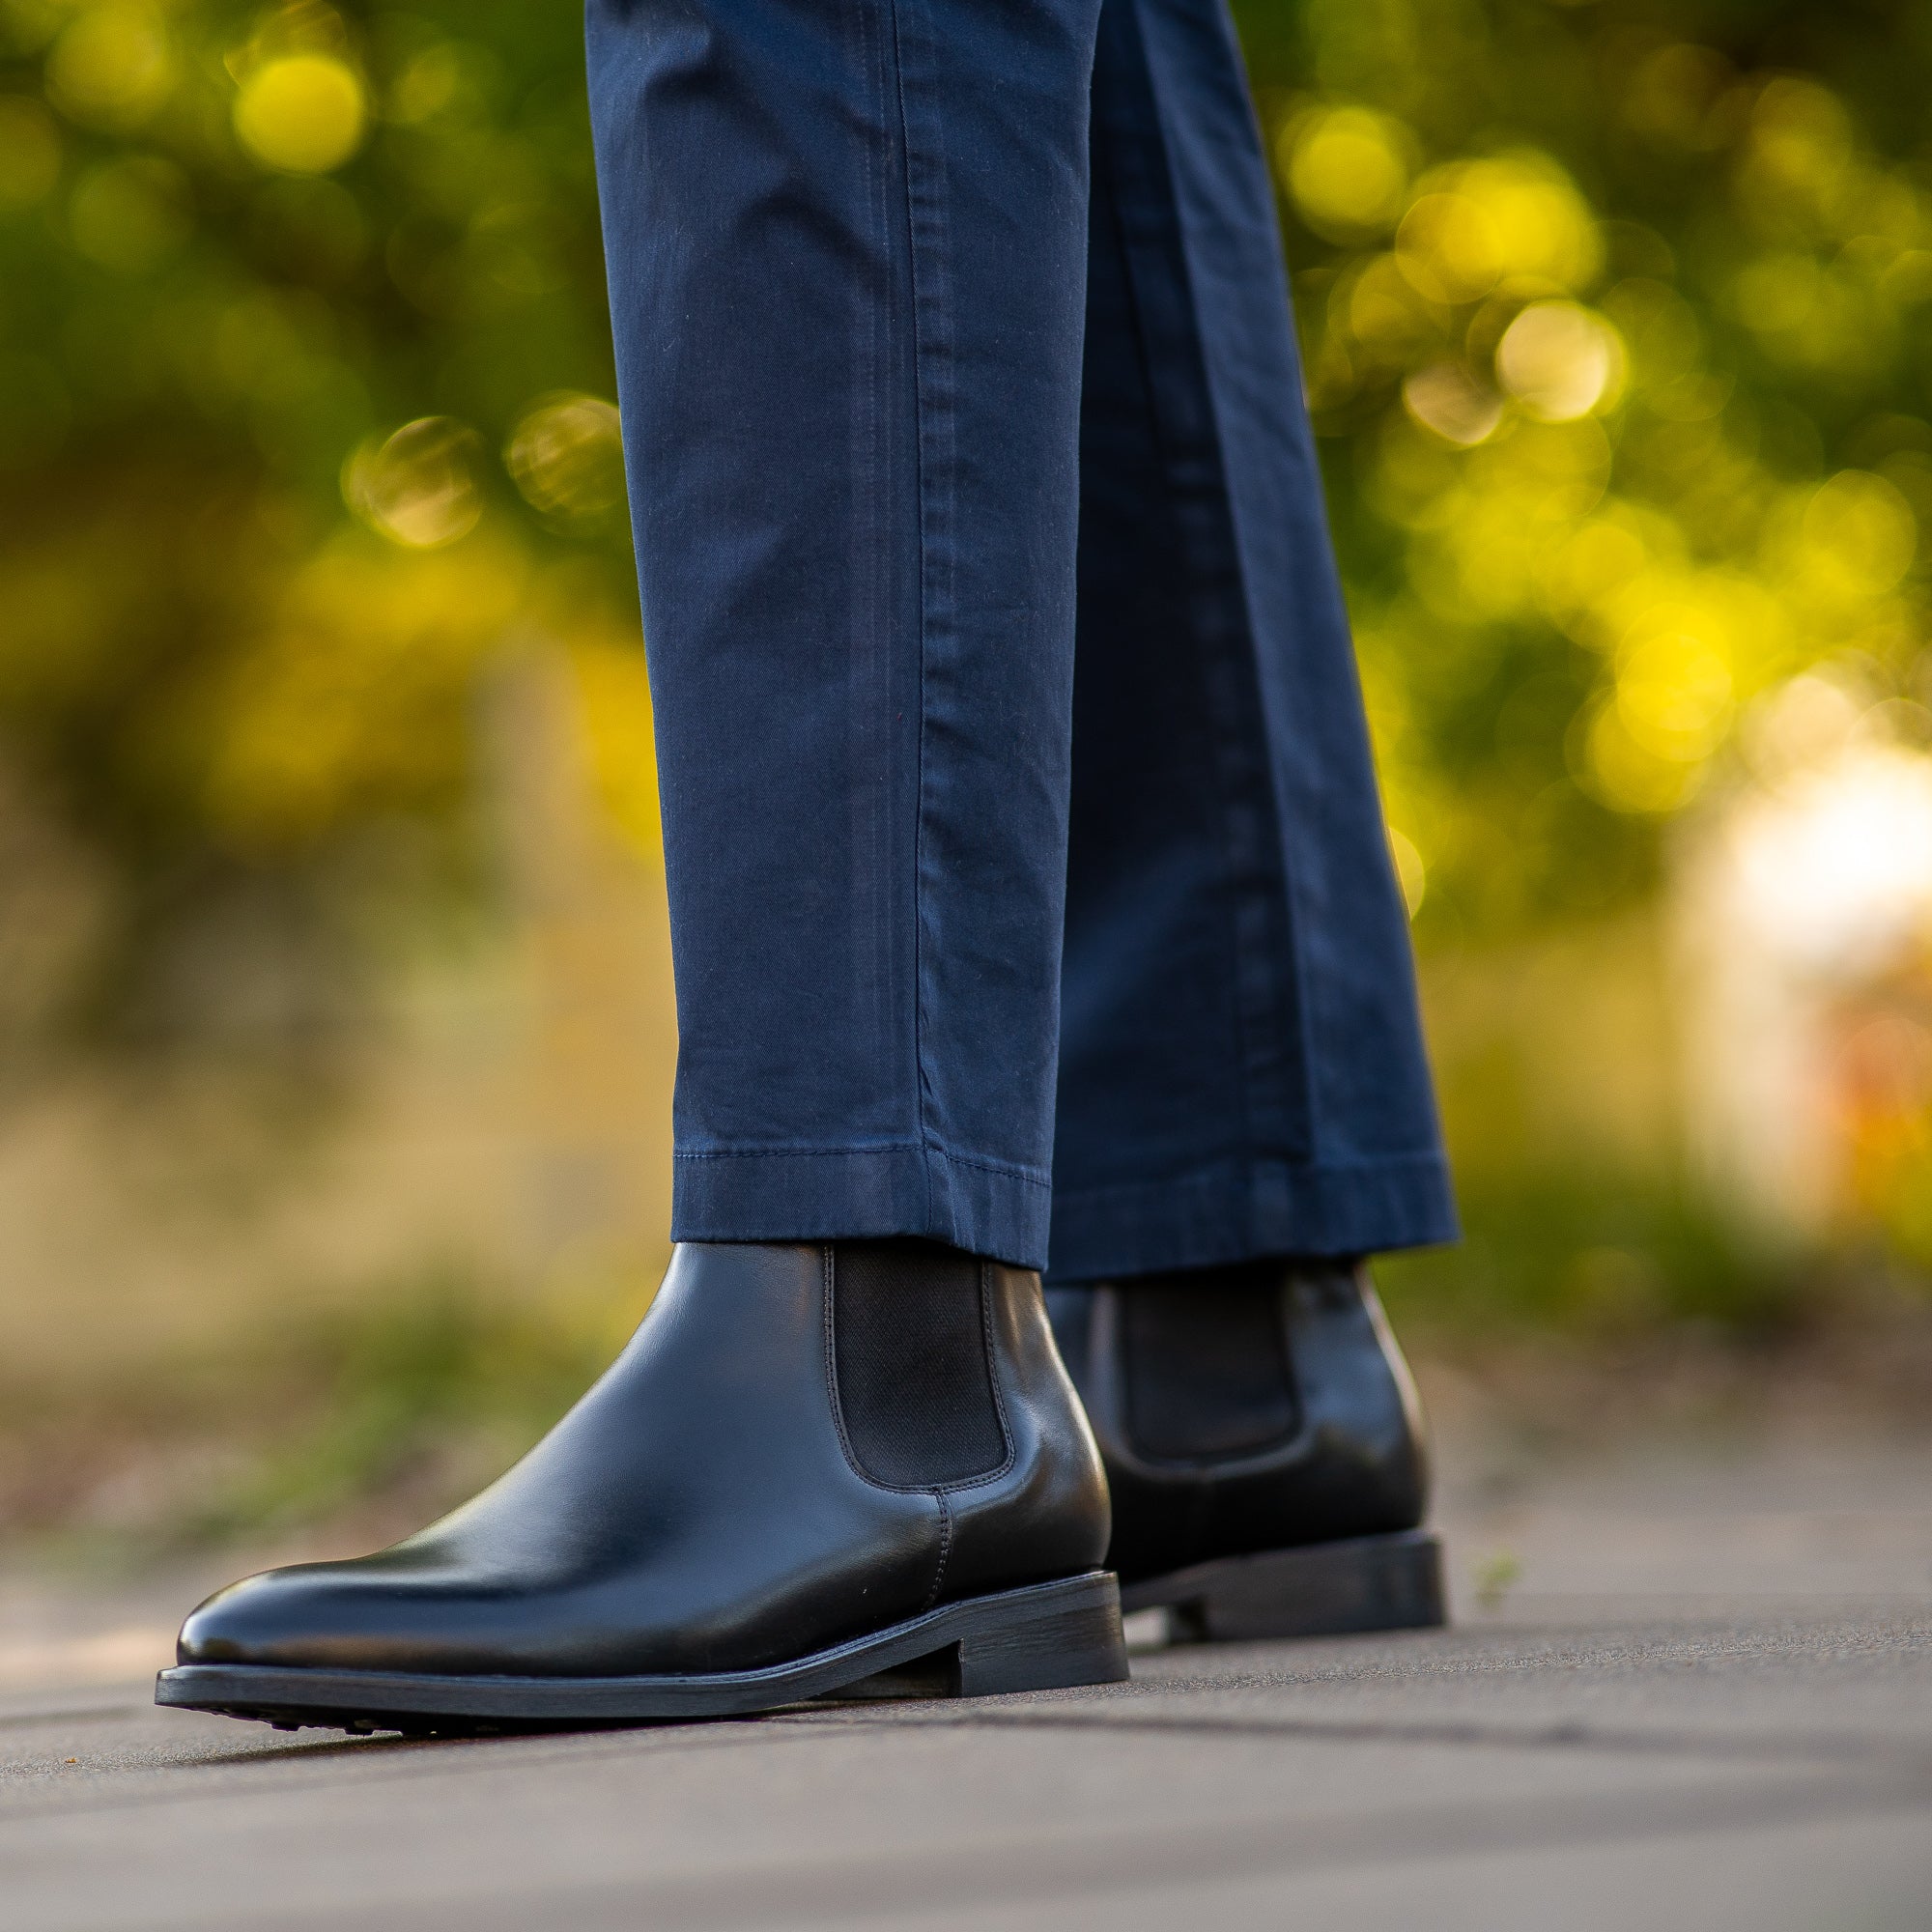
[[584, 0, 1457, 1276]]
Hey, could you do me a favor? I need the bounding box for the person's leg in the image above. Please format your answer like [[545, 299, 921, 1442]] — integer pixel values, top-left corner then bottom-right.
[[590, 0, 1102, 1271], [1053, 0, 1453, 1275], [158, 0, 1129, 1732], [1045, 0, 1456, 1642]]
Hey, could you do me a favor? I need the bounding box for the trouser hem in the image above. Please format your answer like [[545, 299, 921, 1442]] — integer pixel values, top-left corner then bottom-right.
[[670, 1145, 1054, 1271], [1044, 1153, 1458, 1282]]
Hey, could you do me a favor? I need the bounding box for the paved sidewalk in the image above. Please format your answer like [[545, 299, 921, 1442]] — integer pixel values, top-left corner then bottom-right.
[[2, 1425, 1928, 1930]]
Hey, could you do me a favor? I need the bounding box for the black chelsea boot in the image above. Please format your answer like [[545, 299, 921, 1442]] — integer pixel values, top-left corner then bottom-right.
[[158, 1240, 1125, 1733], [1046, 1258, 1444, 1643]]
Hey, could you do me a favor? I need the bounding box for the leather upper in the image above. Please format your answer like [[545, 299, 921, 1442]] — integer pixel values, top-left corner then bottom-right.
[[1047, 1260, 1429, 1584], [179, 1242, 1109, 1679]]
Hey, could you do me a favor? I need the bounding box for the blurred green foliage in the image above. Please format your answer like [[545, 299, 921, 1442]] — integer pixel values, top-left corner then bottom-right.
[[1376, 1172, 1795, 1340], [0, 1264, 639, 1548], [0, 0, 651, 1064], [185, 1271, 633, 1541], [2, 0, 1922, 970], [1233, 0, 1932, 1320], [1238, 0, 1932, 944], [5, 0, 1930, 997]]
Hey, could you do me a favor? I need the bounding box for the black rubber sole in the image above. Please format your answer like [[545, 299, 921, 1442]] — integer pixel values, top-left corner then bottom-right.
[[1120, 1529, 1446, 1643], [153, 1570, 1129, 1736]]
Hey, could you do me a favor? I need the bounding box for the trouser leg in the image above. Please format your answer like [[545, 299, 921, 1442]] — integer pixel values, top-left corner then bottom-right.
[[1046, 0, 1456, 1280], [586, 0, 1103, 1268]]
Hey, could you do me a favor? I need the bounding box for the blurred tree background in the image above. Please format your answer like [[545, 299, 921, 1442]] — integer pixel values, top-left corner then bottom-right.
[[1246, 0, 1932, 1334], [2, 0, 1931, 1541], [0, 0, 651, 1058]]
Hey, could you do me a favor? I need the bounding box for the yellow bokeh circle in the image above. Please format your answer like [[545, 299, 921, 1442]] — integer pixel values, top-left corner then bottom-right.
[[234, 55, 366, 176], [1496, 302, 1627, 421], [1283, 107, 1412, 237], [1614, 632, 1733, 762], [1396, 156, 1602, 304], [46, 8, 175, 130], [1579, 699, 1707, 814], [1796, 471, 1917, 596]]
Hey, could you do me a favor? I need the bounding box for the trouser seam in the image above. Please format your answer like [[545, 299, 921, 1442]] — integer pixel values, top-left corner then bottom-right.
[[671, 1143, 1050, 1185], [881, 0, 937, 1231]]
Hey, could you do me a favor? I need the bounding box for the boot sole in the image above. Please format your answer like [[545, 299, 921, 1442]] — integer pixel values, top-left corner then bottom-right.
[[154, 1570, 1129, 1735], [1121, 1529, 1445, 1643]]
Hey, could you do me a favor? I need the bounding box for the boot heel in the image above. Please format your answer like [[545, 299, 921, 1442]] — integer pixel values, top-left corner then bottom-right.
[[1127, 1528, 1446, 1644], [952, 1571, 1130, 1696]]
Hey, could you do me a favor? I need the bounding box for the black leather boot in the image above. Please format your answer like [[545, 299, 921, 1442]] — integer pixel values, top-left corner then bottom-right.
[[1046, 1259, 1445, 1643], [157, 1241, 1125, 1733]]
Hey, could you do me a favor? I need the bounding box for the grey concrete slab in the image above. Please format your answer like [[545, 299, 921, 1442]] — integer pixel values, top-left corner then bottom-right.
[[0, 1607, 1927, 1931], [1, 1425, 1927, 1929]]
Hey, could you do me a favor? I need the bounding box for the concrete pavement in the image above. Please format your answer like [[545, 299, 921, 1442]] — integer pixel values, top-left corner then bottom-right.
[[1, 1422, 1928, 1930]]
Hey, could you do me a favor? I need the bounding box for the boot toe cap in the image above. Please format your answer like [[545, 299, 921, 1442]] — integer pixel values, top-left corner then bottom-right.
[[176, 1561, 422, 1670]]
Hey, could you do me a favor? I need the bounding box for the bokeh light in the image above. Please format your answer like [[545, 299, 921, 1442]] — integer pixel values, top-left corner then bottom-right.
[[1282, 105, 1412, 238], [234, 54, 367, 175], [44, 6, 174, 130], [506, 393, 626, 524], [1792, 470, 1917, 598], [1401, 362, 1502, 446], [1495, 302, 1625, 422], [1728, 741, 1932, 976], [344, 417, 485, 549], [1394, 156, 1602, 304]]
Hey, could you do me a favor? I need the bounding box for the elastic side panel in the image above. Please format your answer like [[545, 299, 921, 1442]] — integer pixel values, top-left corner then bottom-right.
[[832, 1241, 1008, 1488], [1122, 1263, 1299, 1462]]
